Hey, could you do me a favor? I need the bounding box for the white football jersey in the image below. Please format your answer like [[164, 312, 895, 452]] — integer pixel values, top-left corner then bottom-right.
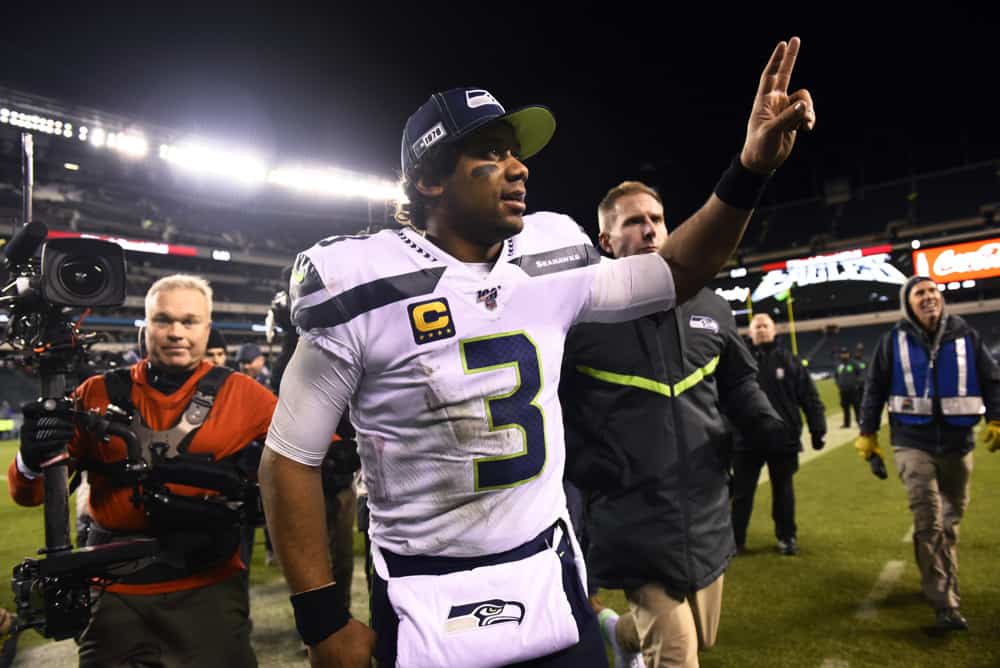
[[287, 212, 665, 557]]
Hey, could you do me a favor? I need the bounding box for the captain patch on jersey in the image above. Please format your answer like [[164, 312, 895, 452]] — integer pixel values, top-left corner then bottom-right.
[[409, 297, 456, 344]]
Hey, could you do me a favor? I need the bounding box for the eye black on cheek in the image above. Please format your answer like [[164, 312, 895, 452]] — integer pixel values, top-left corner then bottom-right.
[[470, 165, 500, 178]]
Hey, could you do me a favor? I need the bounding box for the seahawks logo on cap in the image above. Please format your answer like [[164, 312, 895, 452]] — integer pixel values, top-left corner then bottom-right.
[[445, 599, 525, 634], [465, 89, 504, 110]]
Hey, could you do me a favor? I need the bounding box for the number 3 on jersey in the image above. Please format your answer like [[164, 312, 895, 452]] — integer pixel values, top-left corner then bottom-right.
[[460, 331, 547, 491]]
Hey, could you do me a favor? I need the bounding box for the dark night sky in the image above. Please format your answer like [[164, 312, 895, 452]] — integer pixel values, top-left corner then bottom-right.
[[0, 4, 997, 235]]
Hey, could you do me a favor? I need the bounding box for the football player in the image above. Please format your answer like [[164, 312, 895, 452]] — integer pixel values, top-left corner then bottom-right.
[[261, 37, 815, 668]]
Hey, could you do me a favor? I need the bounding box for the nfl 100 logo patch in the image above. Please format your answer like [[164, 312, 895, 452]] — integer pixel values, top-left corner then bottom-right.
[[476, 286, 500, 311]]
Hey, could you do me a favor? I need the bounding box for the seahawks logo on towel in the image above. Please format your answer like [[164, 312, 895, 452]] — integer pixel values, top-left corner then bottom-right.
[[689, 315, 719, 333], [445, 599, 525, 634]]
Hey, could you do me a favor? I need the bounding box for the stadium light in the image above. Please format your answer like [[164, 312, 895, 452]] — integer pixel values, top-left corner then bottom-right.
[[0, 98, 402, 202], [268, 166, 402, 201], [730, 267, 748, 278], [3, 110, 71, 137], [63, 162, 80, 171], [962, 279, 976, 288], [160, 142, 268, 185], [107, 132, 149, 157], [911, 239, 921, 249]]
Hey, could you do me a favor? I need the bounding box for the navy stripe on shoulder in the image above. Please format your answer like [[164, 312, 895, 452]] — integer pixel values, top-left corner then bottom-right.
[[294, 266, 447, 330], [508, 243, 601, 277]]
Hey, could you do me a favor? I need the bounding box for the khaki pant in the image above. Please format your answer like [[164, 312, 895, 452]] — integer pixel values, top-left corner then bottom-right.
[[617, 575, 724, 668], [893, 447, 972, 610], [78, 574, 255, 668]]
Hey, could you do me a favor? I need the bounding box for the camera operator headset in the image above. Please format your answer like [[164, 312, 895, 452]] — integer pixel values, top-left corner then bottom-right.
[[7, 273, 278, 668]]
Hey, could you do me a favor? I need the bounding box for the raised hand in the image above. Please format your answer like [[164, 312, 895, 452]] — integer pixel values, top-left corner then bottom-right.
[[740, 37, 816, 175]]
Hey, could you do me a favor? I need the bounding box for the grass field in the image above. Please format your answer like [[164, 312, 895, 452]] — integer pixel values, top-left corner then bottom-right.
[[3, 378, 1000, 666], [596, 379, 1000, 668]]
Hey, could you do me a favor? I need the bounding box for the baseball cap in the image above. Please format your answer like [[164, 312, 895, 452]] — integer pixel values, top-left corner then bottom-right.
[[237, 342, 262, 364], [401, 87, 556, 180]]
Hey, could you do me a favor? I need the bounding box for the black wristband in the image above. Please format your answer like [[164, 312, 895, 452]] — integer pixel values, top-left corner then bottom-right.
[[290, 582, 351, 646], [714, 155, 772, 210]]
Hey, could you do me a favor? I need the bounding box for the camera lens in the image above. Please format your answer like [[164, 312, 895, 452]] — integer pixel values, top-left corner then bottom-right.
[[58, 257, 108, 298]]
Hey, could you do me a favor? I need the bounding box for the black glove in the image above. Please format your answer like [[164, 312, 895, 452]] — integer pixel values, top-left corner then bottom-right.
[[811, 433, 825, 451], [270, 289, 293, 330], [322, 439, 360, 496], [869, 453, 888, 479], [19, 399, 76, 473]]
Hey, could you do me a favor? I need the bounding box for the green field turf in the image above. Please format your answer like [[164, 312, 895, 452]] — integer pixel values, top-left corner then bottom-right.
[[0, 438, 292, 655], [594, 381, 1000, 668], [4, 379, 999, 666]]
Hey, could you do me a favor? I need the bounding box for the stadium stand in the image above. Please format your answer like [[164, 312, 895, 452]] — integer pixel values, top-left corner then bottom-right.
[[0, 366, 38, 408], [0, 85, 996, 371]]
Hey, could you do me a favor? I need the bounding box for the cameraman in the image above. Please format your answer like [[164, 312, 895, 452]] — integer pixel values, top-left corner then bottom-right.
[[6, 274, 277, 667]]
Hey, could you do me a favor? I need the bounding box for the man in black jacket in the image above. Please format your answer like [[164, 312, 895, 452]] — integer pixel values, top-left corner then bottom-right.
[[834, 347, 864, 428], [731, 313, 826, 556], [854, 276, 1000, 631], [562, 180, 783, 667]]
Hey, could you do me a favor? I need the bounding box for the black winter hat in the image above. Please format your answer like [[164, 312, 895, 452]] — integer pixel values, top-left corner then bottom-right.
[[207, 328, 227, 351]]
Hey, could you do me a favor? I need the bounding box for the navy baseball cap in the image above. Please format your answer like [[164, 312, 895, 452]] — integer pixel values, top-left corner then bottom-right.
[[401, 87, 556, 179], [237, 342, 262, 363]]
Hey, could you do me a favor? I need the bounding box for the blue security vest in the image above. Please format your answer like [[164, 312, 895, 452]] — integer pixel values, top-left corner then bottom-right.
[[889, 328, 984, 427]]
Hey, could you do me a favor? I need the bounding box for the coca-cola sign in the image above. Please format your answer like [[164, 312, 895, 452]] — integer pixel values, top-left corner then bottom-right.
[[912, 238, 1000, 282]]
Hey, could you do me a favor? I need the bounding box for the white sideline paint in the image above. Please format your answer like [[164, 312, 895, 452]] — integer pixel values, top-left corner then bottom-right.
[[855, 560, 906, 621], [902, 525, 914, 543], [820, 659, 850, 668], [758, 412, 852, 485]]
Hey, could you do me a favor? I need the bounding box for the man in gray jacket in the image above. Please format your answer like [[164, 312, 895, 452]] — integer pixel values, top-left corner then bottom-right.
[[561, 180, 783, 667]]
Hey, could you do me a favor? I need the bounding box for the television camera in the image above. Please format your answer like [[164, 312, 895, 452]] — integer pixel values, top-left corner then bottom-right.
[[0, 133, 157, 654]]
